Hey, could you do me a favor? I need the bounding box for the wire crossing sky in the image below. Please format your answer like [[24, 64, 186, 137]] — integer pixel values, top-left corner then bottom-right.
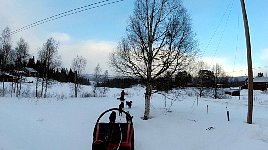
[[11, 0, 125, 34], [1, 0, 268, 76]]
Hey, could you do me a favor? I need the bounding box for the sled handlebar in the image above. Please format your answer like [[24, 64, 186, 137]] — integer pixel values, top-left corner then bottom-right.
[[96, 108, 133, 123]]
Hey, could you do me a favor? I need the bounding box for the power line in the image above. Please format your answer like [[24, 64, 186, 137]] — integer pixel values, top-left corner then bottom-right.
[[233, 15, 240, 71], [210, 0, 234, 64], [11, 0, 125, 35], [203, 0, 234, 55]]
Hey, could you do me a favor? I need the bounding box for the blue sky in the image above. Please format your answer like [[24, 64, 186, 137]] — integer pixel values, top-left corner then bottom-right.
[[0, 0, 267, 77]]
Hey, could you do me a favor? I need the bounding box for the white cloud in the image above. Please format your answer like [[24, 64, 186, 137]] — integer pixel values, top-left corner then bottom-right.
[[201, 56, 227, 68], [200, 50, 268, 77], [0, 0, 46, 56], [201, 56, 248, 76], [59, 40, 117, 74], [0, 1, 44, 31], [261, 48, 268, 61], [0, 1, 22, 28], [49, 32, 71, 43], [11, 29, 117, 75]]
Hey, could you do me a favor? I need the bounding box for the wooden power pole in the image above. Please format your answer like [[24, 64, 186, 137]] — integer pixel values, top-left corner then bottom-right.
[[240, 0, 253, 124]]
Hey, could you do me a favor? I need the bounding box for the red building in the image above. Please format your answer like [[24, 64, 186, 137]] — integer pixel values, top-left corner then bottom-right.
[[243, 77, 268, 90]]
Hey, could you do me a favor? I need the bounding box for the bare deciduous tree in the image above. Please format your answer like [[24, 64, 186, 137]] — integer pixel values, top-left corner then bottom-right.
[[0, 27, 12, 72], [72, 55, 87, 98], [38, 37, 61, 98], [190, 60, 208, 78], [0, 27, 13, 96], [15, 38, 29, 69], [212, 63, 226, 99], [110, 0, 197, 119], [94, 64, 102, 82], [93, 64, 102, 97], [102, 70, 109, 95], [198, 69, 214, 98], [14, 38, 29, 96]]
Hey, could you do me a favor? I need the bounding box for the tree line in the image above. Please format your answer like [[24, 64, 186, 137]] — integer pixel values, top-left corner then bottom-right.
[[100, 69, 244, 94], [0, 27, 89, 84], [26, 56, 89, 85], [0, 27, 89, 97]]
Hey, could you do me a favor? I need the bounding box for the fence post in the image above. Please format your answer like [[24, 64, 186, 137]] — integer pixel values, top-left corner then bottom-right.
[[197, 95, 199, 106], [227, 111, 230, 121]]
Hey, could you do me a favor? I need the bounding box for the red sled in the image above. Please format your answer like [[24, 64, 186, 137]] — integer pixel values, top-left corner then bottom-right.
[[92, 108, 134, 150]]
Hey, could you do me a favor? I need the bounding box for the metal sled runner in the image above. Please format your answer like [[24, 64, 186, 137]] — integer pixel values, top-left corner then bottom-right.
[[92, 108, 134, 150]]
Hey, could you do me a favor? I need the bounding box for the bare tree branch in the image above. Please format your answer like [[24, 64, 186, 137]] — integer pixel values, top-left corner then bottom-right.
[[110, 0, 198, 119]]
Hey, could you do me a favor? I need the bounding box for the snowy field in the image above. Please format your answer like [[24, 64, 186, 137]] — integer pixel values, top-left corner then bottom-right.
[[1, 79, 268, 150]]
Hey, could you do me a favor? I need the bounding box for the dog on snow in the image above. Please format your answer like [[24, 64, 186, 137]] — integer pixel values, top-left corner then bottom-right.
[[126, 101, 133, 108], [119, 102, 124, 116]]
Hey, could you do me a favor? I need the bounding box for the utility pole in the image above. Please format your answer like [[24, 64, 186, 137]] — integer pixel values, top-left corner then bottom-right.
[[240, 0, 253, 124]]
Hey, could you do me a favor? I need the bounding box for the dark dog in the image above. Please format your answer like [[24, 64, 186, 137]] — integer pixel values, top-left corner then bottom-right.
[[119, 102, 124, 116], [126, 111, 133, 123], [109, 111, 116, 123], [126, 101, 132, 108]]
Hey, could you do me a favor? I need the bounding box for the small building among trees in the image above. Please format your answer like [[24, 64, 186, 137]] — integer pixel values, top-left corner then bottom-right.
[[225, 87, 240, 96], [252, 77, 268, 91], [243, 73, 268, 91], [0, 73, 19, 82], [24, 67, 38, 77]]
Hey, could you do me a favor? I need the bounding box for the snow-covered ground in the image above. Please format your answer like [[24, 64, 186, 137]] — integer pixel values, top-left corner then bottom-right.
[[1, 79, 268, 150]]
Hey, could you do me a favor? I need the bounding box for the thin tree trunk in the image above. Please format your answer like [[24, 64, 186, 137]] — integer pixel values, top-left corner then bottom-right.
[[214, 76, 217, 99], [36, 76, 38, 97], [44, 76, 48, 98], [11, 81, 13, 97], [16, 81, 19, 97], [41, 77, 44, 97], [144, 83, 152, 120], [75, 83, 77, 98], [18, 74, 22, 96], [199, 87, 202, 98], [75, 71, 77, 98], [200, 77, 203, 98], [2, 78, 4, 97]]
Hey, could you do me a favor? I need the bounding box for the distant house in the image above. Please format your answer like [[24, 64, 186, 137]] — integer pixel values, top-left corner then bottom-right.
[[0, 73, 19, 82], [225, 87, 240, 96], [253, 77, 268, 90], [24, 67, 38, 77], [243, 77, 268, 90]]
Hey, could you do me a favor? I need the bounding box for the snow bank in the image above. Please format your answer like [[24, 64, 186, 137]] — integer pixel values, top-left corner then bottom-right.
[[0, 80, 268, 150]]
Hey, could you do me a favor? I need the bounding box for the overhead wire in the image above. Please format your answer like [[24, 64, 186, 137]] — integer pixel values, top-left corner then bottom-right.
[[11, 0, 125, 35], [233, 15, 240, 72], [203, 0, 234, 56], [210, 0, 234, 64]]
